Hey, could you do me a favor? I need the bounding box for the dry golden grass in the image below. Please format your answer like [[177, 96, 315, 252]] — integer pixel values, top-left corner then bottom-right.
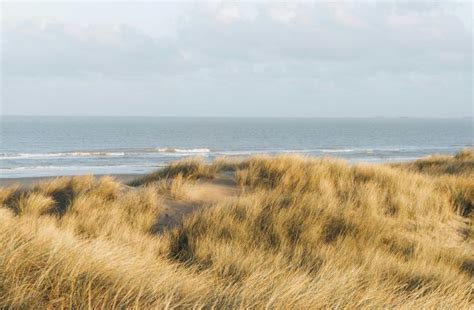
[[392, 148, 474, 177], [0, 151, 473, 308], [129, 157, 216, 186]]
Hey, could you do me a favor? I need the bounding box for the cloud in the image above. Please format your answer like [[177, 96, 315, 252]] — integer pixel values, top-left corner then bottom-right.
[[2, 19, 181, 77], [2, 1, 471, 79], [1, 1, 472, 117]]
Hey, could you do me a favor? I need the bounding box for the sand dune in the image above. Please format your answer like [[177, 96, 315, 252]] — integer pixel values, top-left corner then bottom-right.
[[0, 151, 472, 308]]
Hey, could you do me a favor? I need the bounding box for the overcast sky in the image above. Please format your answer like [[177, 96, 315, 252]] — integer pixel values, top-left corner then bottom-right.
[[1, 1, 472, 117]]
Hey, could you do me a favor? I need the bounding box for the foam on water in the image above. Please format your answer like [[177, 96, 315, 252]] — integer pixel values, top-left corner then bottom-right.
[[1, 117, 471, 178], [155, 148, 211, 153]]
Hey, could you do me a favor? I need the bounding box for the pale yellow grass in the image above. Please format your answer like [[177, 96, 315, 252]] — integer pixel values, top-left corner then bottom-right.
[[0, 151, 472, 308]]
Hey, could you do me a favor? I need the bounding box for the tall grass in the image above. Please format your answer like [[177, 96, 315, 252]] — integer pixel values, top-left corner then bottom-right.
[[129, 157, 216, 186], [0, 151, 472, 308]]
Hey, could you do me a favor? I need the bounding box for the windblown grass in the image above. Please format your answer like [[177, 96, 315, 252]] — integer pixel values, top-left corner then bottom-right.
[[129, 157, 216, 186], [0, 151, 473, 308], [393, 148, 474, 177]]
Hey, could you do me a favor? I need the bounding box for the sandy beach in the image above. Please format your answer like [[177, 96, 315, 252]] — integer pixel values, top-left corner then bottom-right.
[[0, 174, 141, 188]]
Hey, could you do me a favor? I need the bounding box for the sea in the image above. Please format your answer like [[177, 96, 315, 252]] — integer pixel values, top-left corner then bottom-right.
[[0, 116, 472, 178]]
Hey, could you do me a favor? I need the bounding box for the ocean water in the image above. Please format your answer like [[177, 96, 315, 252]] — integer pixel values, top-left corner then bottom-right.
[[0, 116, 472, 178]]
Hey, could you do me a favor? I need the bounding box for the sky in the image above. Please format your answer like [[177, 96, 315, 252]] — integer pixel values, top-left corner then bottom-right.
[[1, 0, 472, 117]]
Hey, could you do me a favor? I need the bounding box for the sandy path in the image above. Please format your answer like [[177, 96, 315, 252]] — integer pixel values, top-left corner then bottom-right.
[[0, 172, 241, 234], [153, 174, 240, 233]]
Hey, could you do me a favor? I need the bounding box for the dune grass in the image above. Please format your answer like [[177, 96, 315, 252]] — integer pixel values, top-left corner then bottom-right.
[[129, 157, 216, 186], [0, 150, 473, 308], [392, 148, 474, 177]]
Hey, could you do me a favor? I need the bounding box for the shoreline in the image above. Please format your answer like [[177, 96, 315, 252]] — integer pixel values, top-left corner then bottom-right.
[[1, 149, 471, 188], [0, 174, 141, 188], [0, 156, 428, 185]]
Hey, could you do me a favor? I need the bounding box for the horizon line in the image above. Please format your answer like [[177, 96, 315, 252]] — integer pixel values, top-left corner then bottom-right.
[[1, 114, 472, 120]]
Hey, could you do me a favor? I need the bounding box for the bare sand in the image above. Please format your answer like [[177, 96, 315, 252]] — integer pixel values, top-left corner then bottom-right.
[[153, 175, 240, 232]]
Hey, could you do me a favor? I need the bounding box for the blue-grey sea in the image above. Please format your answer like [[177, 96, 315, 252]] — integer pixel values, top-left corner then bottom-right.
[[0, 116, 472, 178]]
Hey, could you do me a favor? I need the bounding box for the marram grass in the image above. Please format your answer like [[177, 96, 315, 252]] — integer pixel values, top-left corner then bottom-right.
[[0, 151, 473, 308]]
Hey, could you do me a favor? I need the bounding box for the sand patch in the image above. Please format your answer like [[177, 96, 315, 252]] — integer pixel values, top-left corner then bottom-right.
[[153, 174, 240, 233]]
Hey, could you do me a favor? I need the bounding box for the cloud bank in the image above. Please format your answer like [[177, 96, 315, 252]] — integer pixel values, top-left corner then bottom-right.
[[1, 1, 472, 117]]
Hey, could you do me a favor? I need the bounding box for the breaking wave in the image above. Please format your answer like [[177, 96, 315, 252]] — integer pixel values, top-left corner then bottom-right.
[[0, 152, 126, 160], [155, 148, 211, 153]]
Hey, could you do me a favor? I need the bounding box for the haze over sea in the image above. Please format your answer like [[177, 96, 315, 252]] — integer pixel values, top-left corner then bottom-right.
[[1, 116, 472, 178]]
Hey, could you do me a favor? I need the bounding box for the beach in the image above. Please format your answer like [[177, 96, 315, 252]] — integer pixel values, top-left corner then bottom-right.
[[0, 174, 140, 188], [2, 1, 472, 307]]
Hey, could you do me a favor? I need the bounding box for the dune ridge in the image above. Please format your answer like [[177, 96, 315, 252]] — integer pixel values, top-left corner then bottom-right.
[[0, 150, 473, 308]]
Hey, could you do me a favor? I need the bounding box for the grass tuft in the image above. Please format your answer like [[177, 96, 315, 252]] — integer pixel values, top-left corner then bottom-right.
[[0, 152, 473, 308]]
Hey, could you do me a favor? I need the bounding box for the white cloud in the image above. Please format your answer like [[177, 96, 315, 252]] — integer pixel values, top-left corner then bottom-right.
[[269, 3, 299, 24], [1, 1, 472, 117], [3, 2, 471, 77]]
